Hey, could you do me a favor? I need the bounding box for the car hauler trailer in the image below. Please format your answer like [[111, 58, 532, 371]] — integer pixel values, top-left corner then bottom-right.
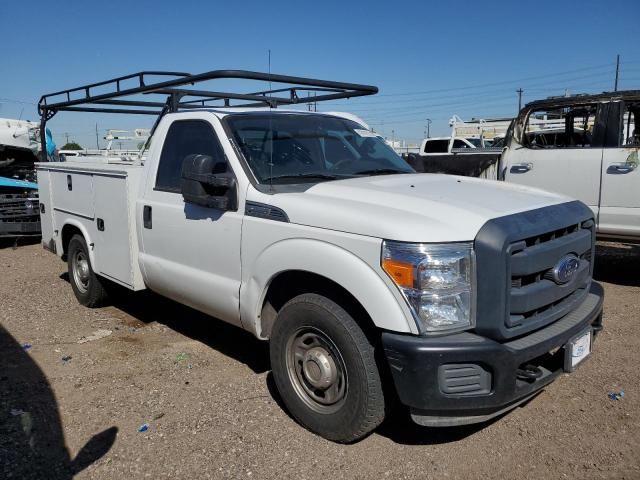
[[37, 70, 603, 442]]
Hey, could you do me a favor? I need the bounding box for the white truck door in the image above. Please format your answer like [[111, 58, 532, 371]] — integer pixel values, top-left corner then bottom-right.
[[503, 104, 603, 218], [599, 101, 640, 238], [138, 118, 243, 326]]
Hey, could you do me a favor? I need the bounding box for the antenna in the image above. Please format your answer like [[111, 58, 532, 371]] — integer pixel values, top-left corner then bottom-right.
[[268, 49, 274, 191], [614, 54, 620, 92], [268, 49, 272, 90]]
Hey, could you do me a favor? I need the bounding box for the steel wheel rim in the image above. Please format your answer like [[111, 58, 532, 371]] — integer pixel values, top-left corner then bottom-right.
[[285, 326, 348, 414], [72, 250, 90, 294]]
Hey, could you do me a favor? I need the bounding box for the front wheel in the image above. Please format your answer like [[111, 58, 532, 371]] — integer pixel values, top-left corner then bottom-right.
[[270, 293, 386, 443], [67, 234, 108, 307]]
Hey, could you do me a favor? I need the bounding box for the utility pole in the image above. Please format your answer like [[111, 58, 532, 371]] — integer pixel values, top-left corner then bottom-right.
[[516, 88, 523, 112], [614, 54, 620, 92], [425, 118, 432, 138], [65, 132, 69, 145], [95, 123, 99, 149]]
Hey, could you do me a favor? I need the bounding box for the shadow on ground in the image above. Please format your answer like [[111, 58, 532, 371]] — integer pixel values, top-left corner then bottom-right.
[[97, 286, 486, 445], [0, 324, 117, 479], [0, 236, 40, 250], [107, 288, 271, 374], [594, 242, 640, 287]]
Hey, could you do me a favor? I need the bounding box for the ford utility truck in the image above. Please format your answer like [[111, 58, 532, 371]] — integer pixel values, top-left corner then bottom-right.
[[36, 70, 603, 442]]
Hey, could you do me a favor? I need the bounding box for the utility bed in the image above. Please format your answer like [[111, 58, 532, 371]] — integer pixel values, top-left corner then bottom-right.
[[36, 158, 145, 290]]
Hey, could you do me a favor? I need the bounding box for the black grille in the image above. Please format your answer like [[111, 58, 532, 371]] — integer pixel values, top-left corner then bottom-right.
[[474, 201, 595, 341], [507, 220, 593, 331], [0, 195, 40, 223]]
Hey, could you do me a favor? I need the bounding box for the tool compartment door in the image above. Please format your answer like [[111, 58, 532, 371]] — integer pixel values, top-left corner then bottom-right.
[[50, 170, 95, 219], [92, 173, 135, 287]]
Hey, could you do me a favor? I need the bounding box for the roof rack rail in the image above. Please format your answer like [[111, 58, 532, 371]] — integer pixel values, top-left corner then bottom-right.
[[38, 69, 377, 115], [38, 69, 378, 157]]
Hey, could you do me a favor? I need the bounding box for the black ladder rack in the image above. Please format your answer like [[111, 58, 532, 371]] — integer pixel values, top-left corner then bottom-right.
[[38, 69, 378, 156]]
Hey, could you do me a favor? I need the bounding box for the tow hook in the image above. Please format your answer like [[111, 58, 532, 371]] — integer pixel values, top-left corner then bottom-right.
[[516, 364, 543, 382]]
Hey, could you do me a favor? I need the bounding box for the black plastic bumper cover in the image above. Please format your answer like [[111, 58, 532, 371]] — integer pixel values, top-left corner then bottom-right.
[[382, 282, 604, 424], [0, 219, 41, 236]]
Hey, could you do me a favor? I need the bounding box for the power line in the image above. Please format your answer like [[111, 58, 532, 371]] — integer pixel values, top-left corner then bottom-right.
[[372, 62, 615, 97], [325, 69, 618, 109]]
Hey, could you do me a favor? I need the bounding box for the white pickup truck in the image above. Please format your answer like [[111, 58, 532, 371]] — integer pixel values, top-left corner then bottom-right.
[[36, 70, 604, 442]]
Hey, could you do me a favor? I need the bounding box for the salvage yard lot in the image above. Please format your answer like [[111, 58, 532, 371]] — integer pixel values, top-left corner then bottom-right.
[[1, 241, 639, 479]]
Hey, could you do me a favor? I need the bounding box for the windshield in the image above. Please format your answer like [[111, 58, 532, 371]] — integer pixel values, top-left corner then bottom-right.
[[225, 113, 414, 184]]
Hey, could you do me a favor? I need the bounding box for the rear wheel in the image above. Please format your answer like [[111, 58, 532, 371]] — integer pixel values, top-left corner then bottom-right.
[[270, 293, 386, 443], [67, 234, 108, 307]]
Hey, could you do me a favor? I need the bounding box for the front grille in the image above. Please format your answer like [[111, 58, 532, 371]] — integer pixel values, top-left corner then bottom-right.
[[507, 220, 593, 331], [474, 201, 595, 341], [0, 195, 39, 221]]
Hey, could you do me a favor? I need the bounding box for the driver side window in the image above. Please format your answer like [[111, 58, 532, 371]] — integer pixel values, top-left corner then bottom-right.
[[156, 120, 226, 192]]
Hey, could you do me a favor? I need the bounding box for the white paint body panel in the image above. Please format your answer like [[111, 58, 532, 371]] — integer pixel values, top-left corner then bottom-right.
[[36, 161, 145, 290], [503, 143, 602, 217], [38, 110, 579, 338], [599, 147, 640, 238], [261, 174, 570, 243], [503, 142, 640, 240]]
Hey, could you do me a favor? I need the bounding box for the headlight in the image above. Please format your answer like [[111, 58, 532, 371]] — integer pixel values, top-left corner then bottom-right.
[[382, 241, 475, 334]]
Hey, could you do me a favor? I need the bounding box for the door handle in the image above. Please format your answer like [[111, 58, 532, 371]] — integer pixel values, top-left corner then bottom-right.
[[607, 163, 637, 174], [143, 205, 152, 229], [510, 163, 532, 174]]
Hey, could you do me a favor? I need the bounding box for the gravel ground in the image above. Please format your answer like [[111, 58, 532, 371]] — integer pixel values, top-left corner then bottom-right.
[[1, 240, 639, 479]]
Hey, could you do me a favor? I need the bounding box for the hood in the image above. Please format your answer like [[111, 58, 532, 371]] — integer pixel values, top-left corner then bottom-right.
[[255, 174, 571, 242]]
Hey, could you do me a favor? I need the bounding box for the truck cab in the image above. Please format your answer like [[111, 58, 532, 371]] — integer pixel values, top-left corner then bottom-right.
[[502, 91, 640, 242], [420, 136, 477, 155], [36, 70, 604, 443]]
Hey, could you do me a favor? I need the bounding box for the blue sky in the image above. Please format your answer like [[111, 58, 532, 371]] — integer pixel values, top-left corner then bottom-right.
[[1, 0, 639, 148]]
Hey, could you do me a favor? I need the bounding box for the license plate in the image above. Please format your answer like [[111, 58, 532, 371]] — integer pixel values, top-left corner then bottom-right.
[[564, 329, 592, 372]]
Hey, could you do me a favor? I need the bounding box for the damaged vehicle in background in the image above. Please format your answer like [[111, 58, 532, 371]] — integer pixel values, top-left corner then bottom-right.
[[0, 118, 55, 237], [412, 91, 640, 243], [501, 91, 640, 243]]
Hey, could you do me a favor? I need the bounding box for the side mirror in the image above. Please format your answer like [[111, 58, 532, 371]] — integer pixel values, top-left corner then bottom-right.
[[181, 154, 237, 210]]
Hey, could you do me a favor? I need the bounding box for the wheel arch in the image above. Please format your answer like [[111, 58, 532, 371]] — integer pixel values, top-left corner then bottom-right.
[[60, 220, 95, 265], [240, 238, 417, 339]]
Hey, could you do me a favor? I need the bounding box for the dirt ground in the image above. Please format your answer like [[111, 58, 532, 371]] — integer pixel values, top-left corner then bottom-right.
[[0, 240, 639, 479]]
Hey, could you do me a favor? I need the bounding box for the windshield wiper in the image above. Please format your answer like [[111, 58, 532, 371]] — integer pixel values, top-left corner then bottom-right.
[[262, 173, 348, 183], [353, 168, 410, 176]]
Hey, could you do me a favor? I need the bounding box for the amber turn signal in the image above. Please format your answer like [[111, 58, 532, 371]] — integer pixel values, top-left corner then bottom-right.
[[382, 259, 414, 288]]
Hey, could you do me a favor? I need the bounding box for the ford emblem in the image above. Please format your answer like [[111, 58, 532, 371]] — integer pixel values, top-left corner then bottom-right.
[[549, 254, 580, 284]]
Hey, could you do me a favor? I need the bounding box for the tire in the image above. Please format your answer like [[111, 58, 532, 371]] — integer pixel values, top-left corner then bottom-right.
[[67, 234, 108, 307], [270, 293, 386, 443]]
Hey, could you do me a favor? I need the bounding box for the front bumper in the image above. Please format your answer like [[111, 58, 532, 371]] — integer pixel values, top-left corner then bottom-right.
[[0, 218, 41, 236], [382, 282, 604, 427]]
